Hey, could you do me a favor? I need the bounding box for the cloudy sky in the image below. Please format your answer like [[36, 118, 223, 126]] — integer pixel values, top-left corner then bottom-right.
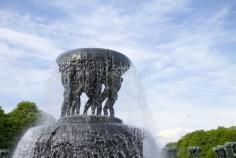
[[0, 0, 236, 146]]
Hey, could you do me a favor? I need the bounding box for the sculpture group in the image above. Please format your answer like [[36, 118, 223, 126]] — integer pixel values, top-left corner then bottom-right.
[[213, 142, 236, 158], [57, 49, 130, 117], [163, 143, 236, 158], [31, 48, 144, 158]]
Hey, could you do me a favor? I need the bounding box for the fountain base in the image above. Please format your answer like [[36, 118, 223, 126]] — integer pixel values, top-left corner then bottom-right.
[[59, 115, 123, 124], [33, 116, 143, 158]]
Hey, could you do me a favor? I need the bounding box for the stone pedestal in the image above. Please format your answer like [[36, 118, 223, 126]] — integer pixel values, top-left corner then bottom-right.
[[33, 116, 143, 158]]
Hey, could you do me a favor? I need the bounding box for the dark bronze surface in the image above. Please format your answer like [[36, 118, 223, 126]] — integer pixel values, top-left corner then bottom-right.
[[57, 48, 131, 117]]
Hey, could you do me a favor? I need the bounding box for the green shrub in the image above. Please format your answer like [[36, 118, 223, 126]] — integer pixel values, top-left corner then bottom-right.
[[0, 101, 40, 148], [166, 127, 236, 158]]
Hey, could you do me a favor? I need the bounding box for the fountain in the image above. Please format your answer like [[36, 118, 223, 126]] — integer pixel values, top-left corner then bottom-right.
[[13, 48, 159, 158]]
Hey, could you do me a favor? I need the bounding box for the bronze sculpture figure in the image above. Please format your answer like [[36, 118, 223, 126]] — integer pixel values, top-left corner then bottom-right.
[[57, 48, 131, 117]]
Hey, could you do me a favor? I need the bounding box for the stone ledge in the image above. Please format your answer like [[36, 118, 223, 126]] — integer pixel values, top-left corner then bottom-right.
[[58, 115, 123, 124]]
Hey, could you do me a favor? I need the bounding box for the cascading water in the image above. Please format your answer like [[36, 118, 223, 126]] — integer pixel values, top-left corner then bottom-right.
[[13, 48, 160, 158], [13, 126, 45, 158]]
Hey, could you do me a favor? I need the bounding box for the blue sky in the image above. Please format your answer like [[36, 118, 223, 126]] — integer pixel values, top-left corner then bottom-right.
[[0, 0, 236, 145]]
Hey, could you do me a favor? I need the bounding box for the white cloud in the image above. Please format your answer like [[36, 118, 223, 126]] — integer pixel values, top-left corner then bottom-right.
[[0, 27, 62, 60], [157, 128, 192, 146]]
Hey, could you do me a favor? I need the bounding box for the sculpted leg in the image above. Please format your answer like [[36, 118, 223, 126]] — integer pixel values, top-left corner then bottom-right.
[[70, 101, 75, 116], [85, 91, 101, 115], [96, 103, 102, 115], [93, 93, 102, 115], [107, 94, 118, 117], [61, 90, 71, 117], [71, 90, 82, 115], [66, 103, 71, 116], [103, 75, 122, 117], [103, 97, 114, 116], [109, 104, 115, 117], [103, 103, 109, 116], [83, 98, 92, 115], [98, 87, 108, 115], [95, 85, 103, 115], [61, 92, 67, 117], [75, 95, 81, 115], [67, 91, 73, 116], [61, 102, 66, 117], [91, 102, 96, 115]]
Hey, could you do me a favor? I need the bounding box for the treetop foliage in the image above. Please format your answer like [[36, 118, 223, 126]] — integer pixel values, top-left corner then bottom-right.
[[166, 126, 236, 158], [0, 101, 40, 149]]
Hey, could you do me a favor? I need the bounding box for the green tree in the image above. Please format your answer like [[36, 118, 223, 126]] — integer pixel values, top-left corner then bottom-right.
[[0, 106, 7, 148], [166, 127, 236, 158], [0, 101, 40, 149], [166, 142, 177, 148]]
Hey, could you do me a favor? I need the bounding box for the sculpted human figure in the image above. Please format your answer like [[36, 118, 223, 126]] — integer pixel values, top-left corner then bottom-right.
[[82, 68, 124, 117], [60, 62, 74, 117], [70, 63, 84, 116], [100, 71, 123, 117], [60, 59, 104, 117], [57, 49, 131, 117], [60, 60, 83, 117], [69, 66, 81, 116], [83, 69, 103, 115]]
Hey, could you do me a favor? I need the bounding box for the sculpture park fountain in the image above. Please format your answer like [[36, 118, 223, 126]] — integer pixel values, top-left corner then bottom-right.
[[13, 48, 159, 158]]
